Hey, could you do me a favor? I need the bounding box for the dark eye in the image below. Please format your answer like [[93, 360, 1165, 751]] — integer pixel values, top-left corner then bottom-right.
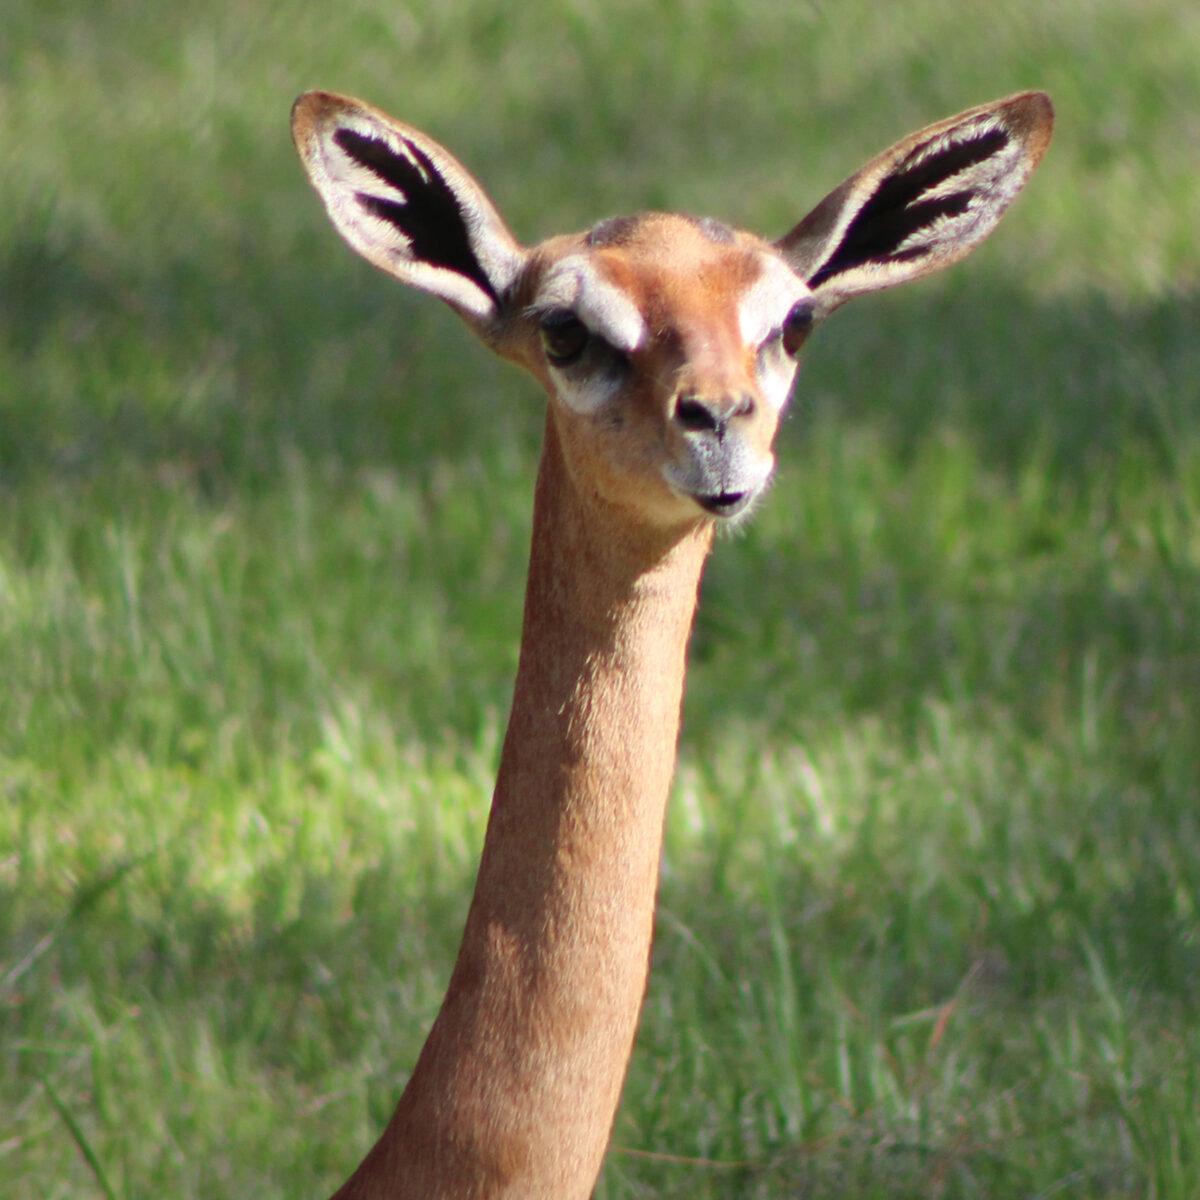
[[539, 309, 590, 367], [781, 300, 814, 358]]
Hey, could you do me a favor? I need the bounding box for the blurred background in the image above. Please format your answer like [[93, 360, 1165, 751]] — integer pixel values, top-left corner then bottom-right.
[[2, 2, 1197, 1196]]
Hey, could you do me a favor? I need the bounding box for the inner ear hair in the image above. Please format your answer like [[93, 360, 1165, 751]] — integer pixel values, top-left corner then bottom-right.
[[807, 121, 1012, 288], [292, 91, 527, 325], [333, 125, 500, 306], [777, 91, 1053, 311]]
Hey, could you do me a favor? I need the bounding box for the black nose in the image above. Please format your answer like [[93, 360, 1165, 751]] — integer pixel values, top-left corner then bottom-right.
[[673, 392, 755, 436]]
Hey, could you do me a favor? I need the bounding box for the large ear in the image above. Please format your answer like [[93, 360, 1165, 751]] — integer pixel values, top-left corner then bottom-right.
[[291, 91, 528, 326], [777, 91, 1053, 317]]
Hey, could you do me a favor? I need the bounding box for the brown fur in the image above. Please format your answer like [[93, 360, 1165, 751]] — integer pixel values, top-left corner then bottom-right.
[[290, 89, 1053, 1200], [332, 422, 714, 1198]]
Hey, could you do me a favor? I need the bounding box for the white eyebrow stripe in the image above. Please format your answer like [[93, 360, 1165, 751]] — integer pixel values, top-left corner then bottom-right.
[[535, 256, 647, 352], [551, 373, 624, 416], [737, 256, 810, 347]]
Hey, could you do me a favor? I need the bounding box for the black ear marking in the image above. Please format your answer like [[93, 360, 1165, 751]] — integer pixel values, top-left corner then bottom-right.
[[334, 127, 498, 303], [809, 125, 1010, 288]]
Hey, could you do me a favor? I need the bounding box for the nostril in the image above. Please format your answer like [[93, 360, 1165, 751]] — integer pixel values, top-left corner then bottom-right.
[[674, 396, 720, 433]]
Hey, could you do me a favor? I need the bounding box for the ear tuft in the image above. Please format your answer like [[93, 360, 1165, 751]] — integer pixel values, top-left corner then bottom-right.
[[292, 91, 526, 325], [778, 92, 1053, 313]]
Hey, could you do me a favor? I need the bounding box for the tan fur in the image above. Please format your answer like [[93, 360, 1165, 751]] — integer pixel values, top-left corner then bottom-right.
[[332, 420, 713, 1199], [510, 220, 786, 525], [290, 90, 1054, 1199]]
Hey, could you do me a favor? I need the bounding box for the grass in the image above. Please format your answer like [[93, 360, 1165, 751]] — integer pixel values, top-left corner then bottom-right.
[[2, 0, 1198, 1196]]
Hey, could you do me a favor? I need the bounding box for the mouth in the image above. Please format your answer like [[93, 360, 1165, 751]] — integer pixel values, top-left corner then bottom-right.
[[663, 452, 773, 522], [694, 490, 752, 519]]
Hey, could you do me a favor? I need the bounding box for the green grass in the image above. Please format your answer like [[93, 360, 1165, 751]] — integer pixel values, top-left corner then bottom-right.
[[2, 1, 1198, 1196]]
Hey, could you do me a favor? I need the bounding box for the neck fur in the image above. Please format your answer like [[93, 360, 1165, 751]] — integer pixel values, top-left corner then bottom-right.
[[332, 414, 714, 1199]]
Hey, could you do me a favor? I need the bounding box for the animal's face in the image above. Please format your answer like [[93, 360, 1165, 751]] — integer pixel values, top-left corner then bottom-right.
[[504, 214, 815, 526], [291, 89, 1052, 530]]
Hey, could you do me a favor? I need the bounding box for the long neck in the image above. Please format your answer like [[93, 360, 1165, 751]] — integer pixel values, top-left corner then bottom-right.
[[333, 417, 714, 1200]]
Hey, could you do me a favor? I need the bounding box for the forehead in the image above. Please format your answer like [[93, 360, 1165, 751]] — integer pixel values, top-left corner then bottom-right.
[[586, 213, 769, 318], [531, 213, 806, 351]]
